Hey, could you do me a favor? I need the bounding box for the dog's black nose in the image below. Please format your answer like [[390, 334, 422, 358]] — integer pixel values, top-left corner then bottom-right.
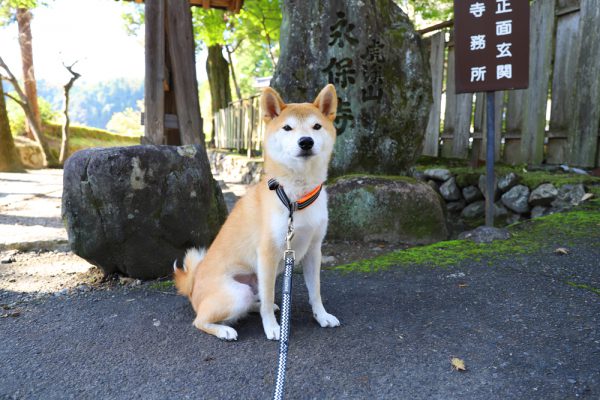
[[298, 137, 314, 150]]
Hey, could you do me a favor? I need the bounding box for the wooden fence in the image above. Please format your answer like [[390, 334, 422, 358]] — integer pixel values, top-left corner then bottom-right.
[[213, 95, 264, 156], [422, 0, 600, 168]]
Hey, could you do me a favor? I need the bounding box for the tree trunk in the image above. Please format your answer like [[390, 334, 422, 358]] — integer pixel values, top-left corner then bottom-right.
[[16, 8, 41, 141], [0, 82, 25, 172], [225, 44, 242, 101], [0, 56, 54, 167], [206, 44, 232, 147], [59, 64, 81, 165]]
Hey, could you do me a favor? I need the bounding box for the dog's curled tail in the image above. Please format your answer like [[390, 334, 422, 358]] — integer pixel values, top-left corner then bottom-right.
[[173, 248, 206, 298]]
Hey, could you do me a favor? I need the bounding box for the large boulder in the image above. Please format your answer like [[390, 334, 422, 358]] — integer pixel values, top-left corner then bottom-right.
[[327, 176, 448, 244], [62, 145, 227, 279], [272, 0, 431, 176]]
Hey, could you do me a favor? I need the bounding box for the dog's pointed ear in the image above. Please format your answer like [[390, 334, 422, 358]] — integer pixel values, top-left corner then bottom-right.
[[313, 84, 337, 121], [261, 87, 286, 122]]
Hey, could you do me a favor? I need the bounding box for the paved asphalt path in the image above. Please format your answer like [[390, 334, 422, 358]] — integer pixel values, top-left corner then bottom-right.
[[1, 238, 599, 400]]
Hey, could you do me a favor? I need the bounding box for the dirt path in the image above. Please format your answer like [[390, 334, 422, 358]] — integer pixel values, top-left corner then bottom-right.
[[0, 170, 396, 301]]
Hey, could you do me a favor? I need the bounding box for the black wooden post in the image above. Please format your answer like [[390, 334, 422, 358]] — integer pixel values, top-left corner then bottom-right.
[[485, 91, 495, 226]]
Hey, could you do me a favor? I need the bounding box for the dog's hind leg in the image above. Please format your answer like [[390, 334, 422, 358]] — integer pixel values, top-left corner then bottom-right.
[[194, 318, 238, 341], [193, 279, 254, 341]]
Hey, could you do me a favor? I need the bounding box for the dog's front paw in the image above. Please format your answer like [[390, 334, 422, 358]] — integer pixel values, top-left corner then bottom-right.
[[314, 312, 340, 328], [263, 320, 281, 340]]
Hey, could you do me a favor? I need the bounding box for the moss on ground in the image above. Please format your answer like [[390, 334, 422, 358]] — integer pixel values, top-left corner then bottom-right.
[[333, 210, 600, 273], [148, 280, 175, 291], [328, 174, 418, 185], [415, 158, 600, 189], [566, 281, 600, 296]]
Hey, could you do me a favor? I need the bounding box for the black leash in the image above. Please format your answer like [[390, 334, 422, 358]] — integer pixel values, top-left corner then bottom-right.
[[268, 178, 323, 400], [273, 217, 295, 400]]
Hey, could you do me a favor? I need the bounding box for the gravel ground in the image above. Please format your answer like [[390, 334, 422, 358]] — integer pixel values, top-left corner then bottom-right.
[[2, 170, 599, 399], [1, 237, 599, 399]]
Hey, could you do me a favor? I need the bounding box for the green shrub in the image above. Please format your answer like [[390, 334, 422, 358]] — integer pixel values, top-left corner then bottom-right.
[[6, 94, 59, 135]]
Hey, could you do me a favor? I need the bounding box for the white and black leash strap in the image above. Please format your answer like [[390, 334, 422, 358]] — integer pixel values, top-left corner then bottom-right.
[[273, 218, 295, 400]]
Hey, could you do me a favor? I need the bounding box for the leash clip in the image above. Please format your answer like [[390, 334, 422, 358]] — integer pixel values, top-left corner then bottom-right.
[[285, 217, 295, 252]]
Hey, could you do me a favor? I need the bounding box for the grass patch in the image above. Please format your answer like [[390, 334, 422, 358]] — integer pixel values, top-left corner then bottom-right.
[[42, 122, 140, 155], [566, 281, 600, 296], [148, 280, 175, 291], [334, 210, 600, 273], [44, 122, 141, 142]]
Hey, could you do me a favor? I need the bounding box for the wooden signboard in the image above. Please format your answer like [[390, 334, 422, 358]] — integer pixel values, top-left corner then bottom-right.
[[454, 0, 529, 93]]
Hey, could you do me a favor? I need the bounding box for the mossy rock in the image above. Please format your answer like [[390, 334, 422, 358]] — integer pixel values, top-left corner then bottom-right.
[[272, 0, 431, 176], [327, 175, 448, 244], [62, 145, 227, 279]]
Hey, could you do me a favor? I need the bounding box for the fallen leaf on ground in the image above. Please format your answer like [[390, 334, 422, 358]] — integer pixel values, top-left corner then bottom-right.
[[555, 247, 569, 255], [451, 357, 466, 371], [581, 193, 593, 202]]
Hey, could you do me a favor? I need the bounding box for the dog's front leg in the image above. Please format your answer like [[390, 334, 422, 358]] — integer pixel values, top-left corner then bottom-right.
[[303, 241, 340, 328], [258, 243, 280, 340]]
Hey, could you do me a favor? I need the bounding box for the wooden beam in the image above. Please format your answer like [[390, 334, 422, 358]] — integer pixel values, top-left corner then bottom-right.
[[166, 0, 205, 147], [417, 20, 453, 36], [140, 112, 179, 129], [120, 0, 243, 12], [144, 0, 165, 145]]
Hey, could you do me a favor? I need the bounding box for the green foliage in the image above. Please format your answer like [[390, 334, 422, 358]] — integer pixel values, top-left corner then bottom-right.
[[226, 0, 281, 95], [193, 9, 228, 48], [191, 1, 281, 97], [106, 100, 143, 136], [6, 92, 59, 135], [35, 78, 144, 130], [0, 0, 44, 26], [394, 0, 453, 27], [120, 1, 282, 100], [409, 0, 453, 21], [120, 2, 144, 36]]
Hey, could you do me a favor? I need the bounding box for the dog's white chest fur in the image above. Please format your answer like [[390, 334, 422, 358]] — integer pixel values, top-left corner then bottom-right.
[[269, 189, 328, 263]]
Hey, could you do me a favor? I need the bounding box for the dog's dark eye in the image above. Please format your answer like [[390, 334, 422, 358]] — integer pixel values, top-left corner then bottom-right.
[[282, 125, 293, 131], [313, 123, 322, 130]]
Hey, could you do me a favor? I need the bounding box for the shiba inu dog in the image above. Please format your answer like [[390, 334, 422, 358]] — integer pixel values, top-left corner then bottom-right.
[[174, 84, 341, 341]]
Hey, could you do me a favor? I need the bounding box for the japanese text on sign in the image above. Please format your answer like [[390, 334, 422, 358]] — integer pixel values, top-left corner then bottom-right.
[[454, 0, 529, 93]]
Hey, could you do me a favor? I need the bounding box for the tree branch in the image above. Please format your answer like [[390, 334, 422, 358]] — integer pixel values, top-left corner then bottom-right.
[[62, 61, 82, 92], [0, 55, 53, 166], [0, 55, 31, 106], [4, 92, 26, 108]]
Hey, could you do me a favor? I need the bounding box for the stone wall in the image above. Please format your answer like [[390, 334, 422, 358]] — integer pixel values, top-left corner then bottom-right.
[[418, 168, 595, 228]]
